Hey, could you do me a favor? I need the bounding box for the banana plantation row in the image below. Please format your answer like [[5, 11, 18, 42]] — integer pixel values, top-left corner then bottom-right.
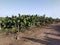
[[0, 14, 60, 34]]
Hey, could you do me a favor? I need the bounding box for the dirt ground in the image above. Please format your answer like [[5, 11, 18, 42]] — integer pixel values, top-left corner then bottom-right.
[[0, 23, 60, 45]]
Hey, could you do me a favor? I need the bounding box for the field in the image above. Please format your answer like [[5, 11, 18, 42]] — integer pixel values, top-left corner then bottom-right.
[[0, 15, 60, 45], [0, 0, 60, 45], [0, 23, 60, 45]]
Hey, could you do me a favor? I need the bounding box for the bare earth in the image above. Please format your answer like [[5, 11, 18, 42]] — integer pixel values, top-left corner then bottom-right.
[[0, 23, 60, 45]]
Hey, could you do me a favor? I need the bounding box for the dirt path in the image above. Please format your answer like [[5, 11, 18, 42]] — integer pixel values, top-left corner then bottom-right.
[[0, 23, 60, 45]]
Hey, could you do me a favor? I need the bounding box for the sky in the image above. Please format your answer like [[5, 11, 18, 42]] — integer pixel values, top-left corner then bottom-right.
[[0, 0, 60, 18]]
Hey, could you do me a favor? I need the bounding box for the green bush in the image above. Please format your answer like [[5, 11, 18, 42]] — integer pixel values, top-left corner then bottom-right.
[[0, 14, 60, 34]]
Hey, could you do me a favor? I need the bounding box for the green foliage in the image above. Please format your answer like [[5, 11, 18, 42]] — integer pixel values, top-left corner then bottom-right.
[[0, 14, 60, 34]]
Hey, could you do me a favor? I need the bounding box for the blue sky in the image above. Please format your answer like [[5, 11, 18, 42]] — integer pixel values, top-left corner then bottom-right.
[[0, 0, 60, 18]]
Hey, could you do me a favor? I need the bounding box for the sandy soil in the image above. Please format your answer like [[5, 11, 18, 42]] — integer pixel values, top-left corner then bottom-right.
[[0, 23, 60, 45]]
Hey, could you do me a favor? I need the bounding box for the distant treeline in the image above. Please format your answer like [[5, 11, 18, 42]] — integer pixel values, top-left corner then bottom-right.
[[0, 14, 60, 34]]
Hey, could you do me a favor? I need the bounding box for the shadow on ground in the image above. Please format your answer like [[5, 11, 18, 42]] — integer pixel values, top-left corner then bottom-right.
[[22, 37, 60, 45], [22, 24, 60, 45], [22, 37, 49, 45], [46, 24, 60, 32], [45, 24, 60, 37], [45, 24, 60, 45], [45, 36, 60, 45]]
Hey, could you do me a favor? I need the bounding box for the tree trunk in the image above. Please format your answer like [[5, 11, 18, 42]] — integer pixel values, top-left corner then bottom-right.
[[0, 25, 1, 29], [18, 25, 19, 32]]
